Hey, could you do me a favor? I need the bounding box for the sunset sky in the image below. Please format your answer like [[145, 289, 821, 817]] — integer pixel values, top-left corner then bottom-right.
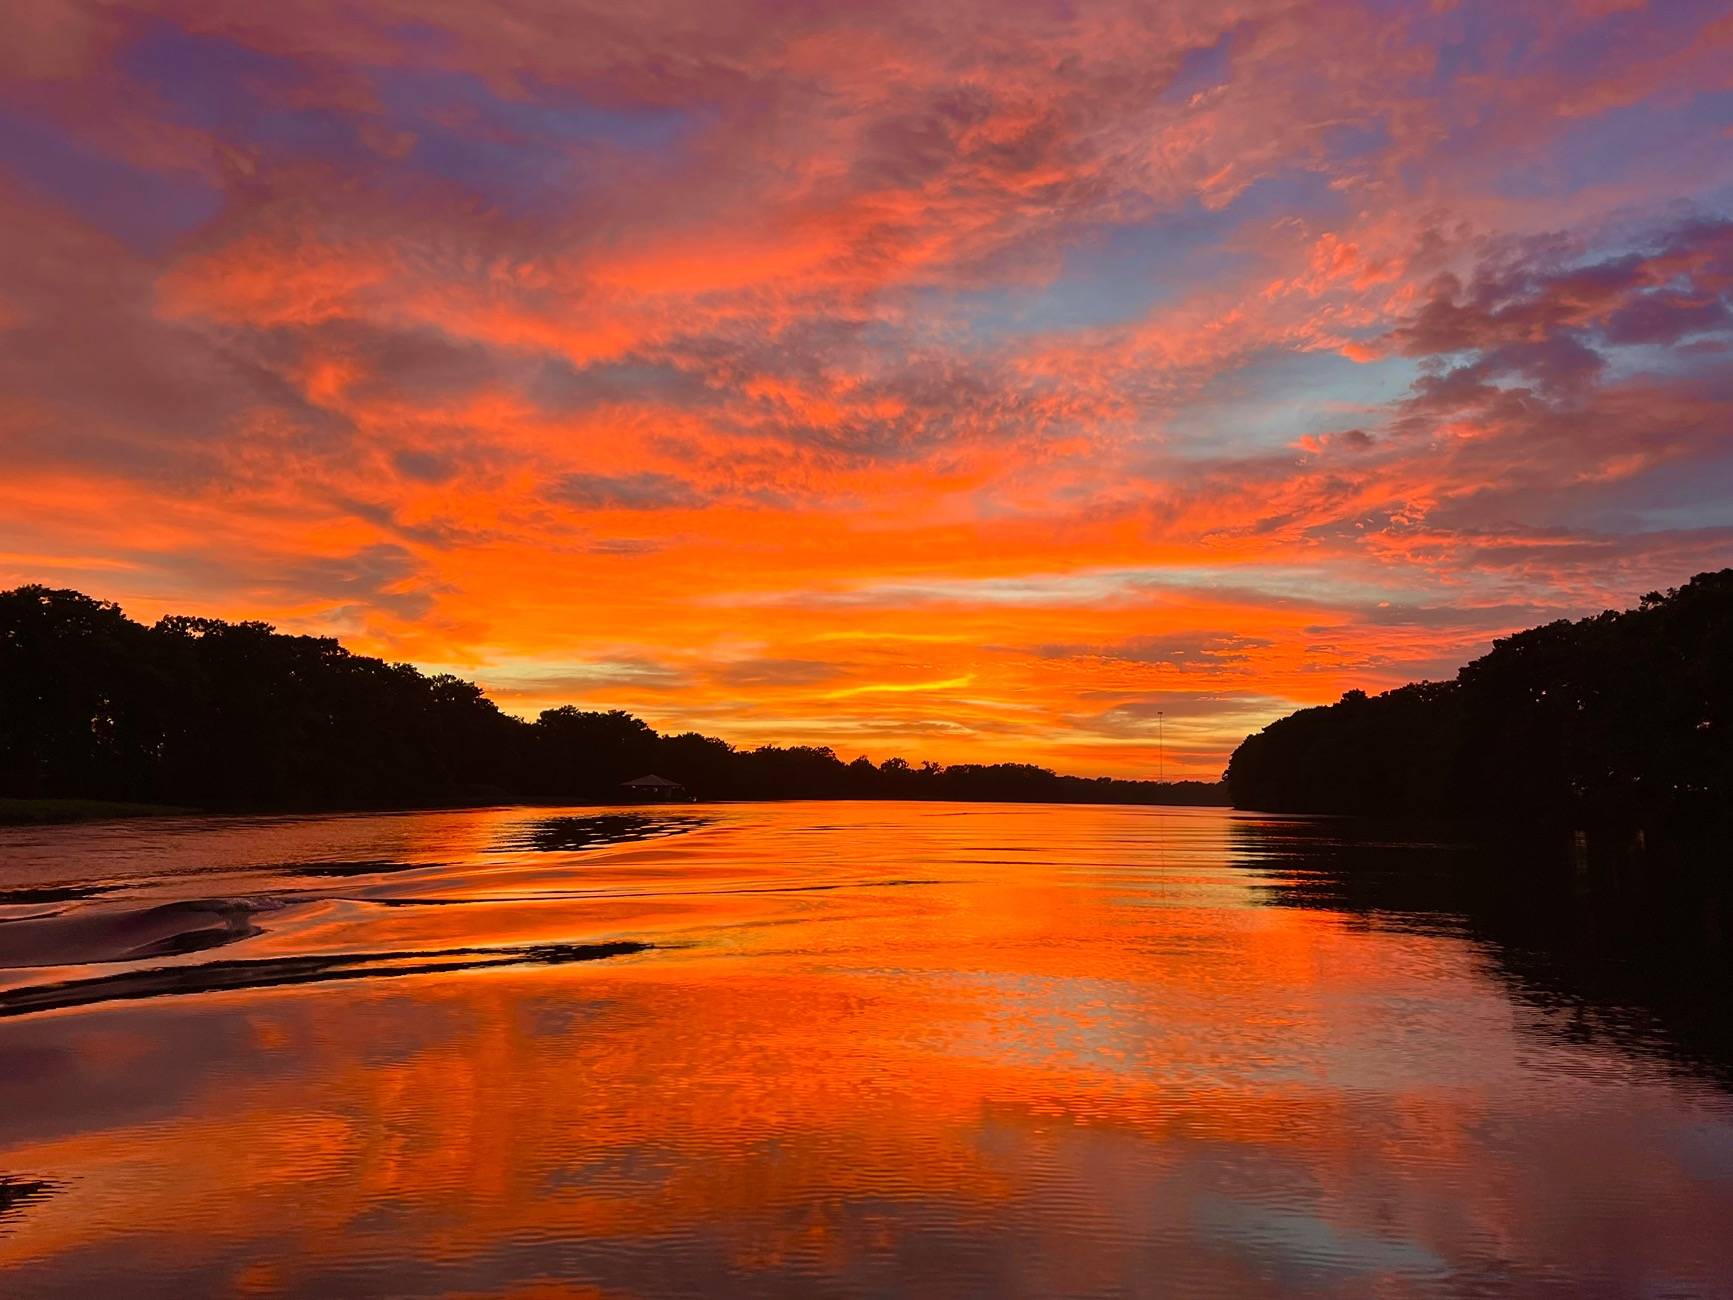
[[2, 1, 1730, 777]]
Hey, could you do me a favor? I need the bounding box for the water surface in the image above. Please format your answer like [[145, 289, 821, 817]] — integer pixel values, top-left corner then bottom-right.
[[0, 802, 1729, 1296]]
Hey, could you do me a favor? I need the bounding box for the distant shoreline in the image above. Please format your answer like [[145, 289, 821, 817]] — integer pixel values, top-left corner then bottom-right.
[[0, 791, 1230, 828], [2, 585, 1219, 814]]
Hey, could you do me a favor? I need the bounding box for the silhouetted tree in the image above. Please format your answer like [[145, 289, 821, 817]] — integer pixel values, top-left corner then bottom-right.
[[1225, 570, 1733, 833], [1, 584, 1223, 810]]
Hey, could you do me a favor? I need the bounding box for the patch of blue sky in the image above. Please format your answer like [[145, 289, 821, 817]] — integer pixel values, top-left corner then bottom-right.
[[926, 236, 1243, 344], [1419, 0, 1713, 93], [1552, 442, 1733, 535], [1316, 118, 1391, 169], [0, 105, 220, 249], [368, 67, 698, 213], [123, 21, 698, 212], [1683, 182, 1733, 222], [124, 23, 296, 127], [1426, 3, 1538, 85], [1616, 498, 1733, 535], [1548, 0, 1730, 74], [1578, 191, 1733, 271], [1164, 347, 1418, 456], [1159, 26, 1238, 104], [372, 66, 693, 155], [123, 22, 383, 174], [124, 23, 350, 142], [436, 653, 686, 693], [1124, 564, 1448, 609], [803, 565, 1439, 611], [926, 170, 1349, 346], [378, 21, 462, 61], [1598, 335, 1732, 387], [1490, 90, 1733, 203]]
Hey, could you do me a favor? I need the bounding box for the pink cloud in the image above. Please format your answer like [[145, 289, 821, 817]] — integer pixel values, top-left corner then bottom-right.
[[2, 0, 1731, 773]]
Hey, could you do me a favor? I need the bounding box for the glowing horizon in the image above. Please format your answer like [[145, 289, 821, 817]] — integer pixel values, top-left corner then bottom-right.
[[2, 1, 1731, 777]]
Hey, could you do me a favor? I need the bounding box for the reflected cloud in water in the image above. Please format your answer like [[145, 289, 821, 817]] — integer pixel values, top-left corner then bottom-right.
[[0, 803, 1729, 1296]]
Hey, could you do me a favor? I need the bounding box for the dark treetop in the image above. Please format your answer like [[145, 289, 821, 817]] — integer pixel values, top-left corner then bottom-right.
[[0, 586, 1223, 812], [1225, 569, 1732, 832]]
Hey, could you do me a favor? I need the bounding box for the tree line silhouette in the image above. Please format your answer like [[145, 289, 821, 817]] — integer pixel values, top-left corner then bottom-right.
[[0, 586, 1223, 810], [1226, 570, 1732, 831]]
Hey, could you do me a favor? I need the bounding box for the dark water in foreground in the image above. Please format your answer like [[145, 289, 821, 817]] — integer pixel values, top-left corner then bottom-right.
[[0, 802, 1729, 1297]]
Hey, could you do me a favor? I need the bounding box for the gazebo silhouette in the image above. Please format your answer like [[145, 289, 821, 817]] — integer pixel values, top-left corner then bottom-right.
[[619, 773, 690, 802]]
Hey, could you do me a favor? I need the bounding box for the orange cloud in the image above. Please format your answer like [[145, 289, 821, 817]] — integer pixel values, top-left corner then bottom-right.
[[2, 0, 1731, 776]]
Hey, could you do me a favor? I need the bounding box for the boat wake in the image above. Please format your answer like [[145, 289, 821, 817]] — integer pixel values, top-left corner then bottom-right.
[[0, 897, 284, 970], [0, 939, 652, 1018]]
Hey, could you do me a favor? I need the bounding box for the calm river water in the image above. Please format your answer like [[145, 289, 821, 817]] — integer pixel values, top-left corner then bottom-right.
[[0, 802, 1729, 1297]]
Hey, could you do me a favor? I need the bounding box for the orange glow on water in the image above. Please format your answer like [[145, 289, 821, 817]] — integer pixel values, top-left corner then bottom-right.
[[1, 804, 1729, 1294]]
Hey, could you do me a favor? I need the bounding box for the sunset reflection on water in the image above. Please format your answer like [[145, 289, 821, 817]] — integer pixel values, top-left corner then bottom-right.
[[1, 803, 1730, 1296]]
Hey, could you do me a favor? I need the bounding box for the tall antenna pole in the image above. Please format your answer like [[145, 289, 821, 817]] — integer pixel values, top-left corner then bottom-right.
[[1158, 710, 1164, 782]]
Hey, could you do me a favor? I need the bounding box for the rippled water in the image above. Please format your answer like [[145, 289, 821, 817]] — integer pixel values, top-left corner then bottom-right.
[[1, 802, 1729, 1297]]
